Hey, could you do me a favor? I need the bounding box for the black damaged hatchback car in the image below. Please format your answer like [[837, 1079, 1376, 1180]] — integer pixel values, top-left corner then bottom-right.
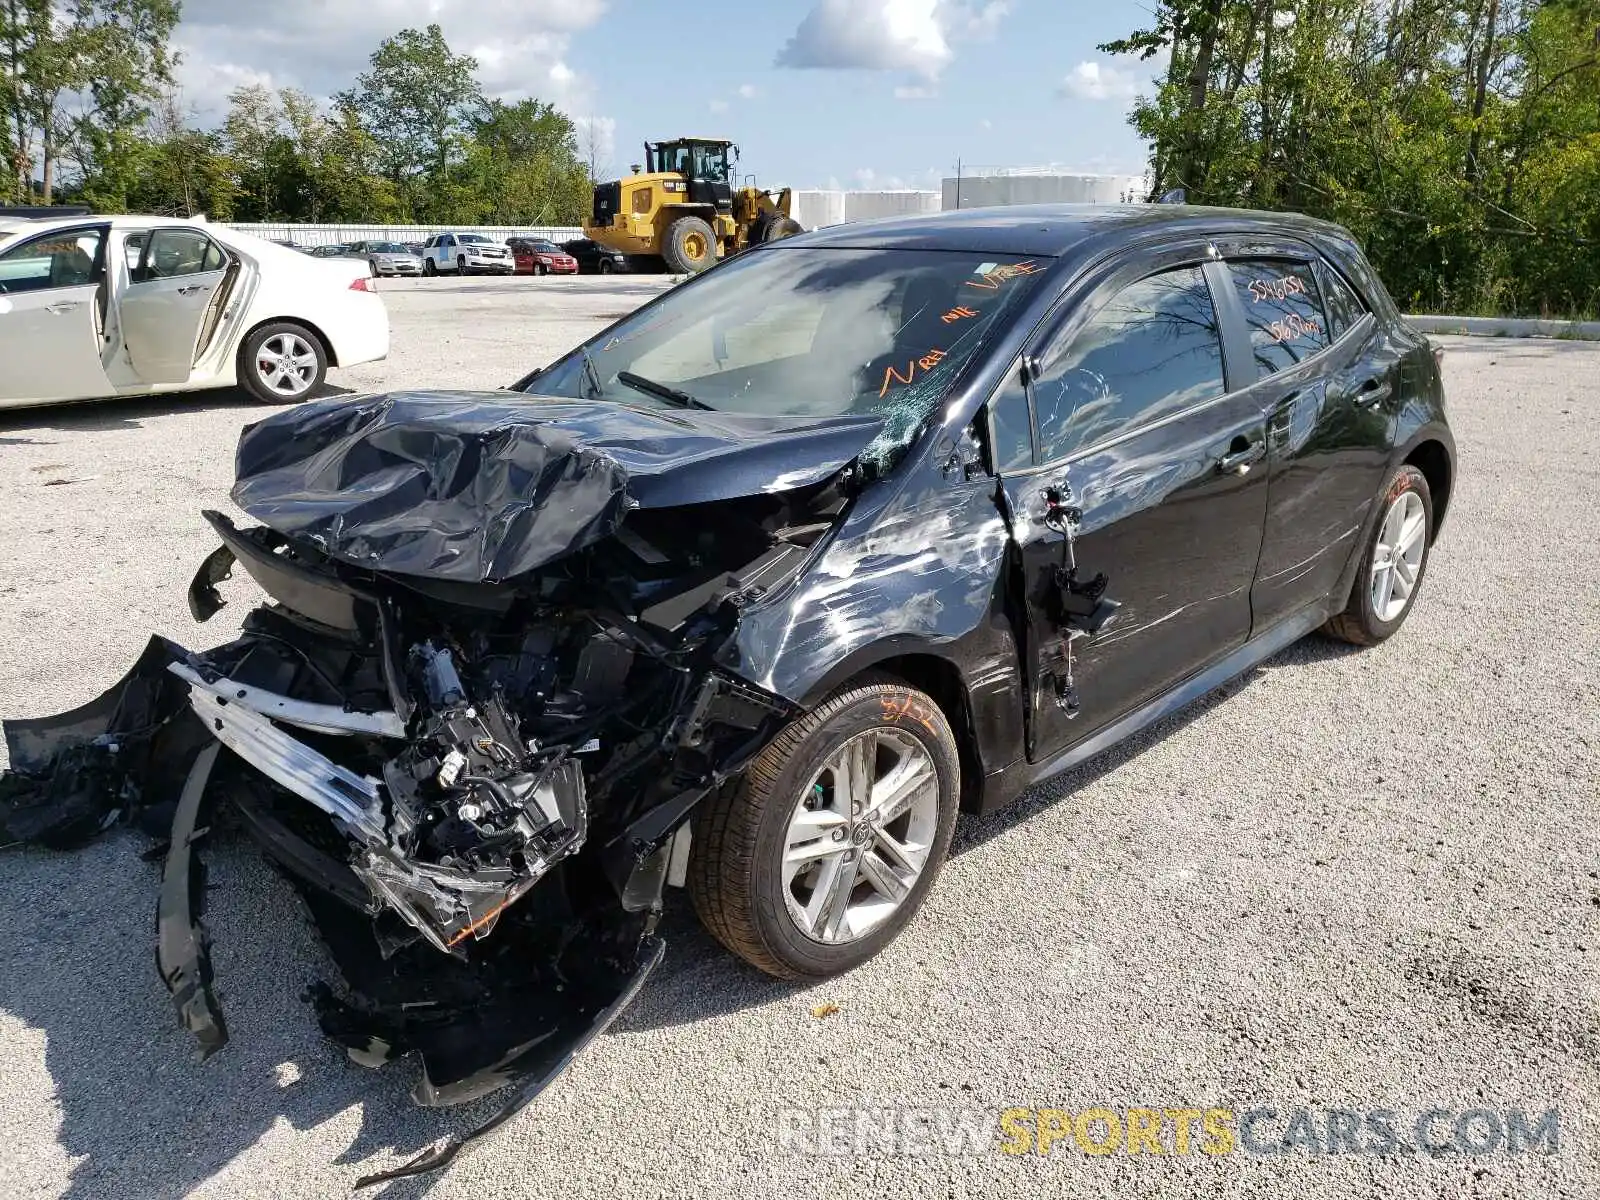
[[1, 204, 1454, 1183]]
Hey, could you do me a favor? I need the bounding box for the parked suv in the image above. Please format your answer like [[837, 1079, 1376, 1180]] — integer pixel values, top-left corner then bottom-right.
[[421, 232, 514, 276]]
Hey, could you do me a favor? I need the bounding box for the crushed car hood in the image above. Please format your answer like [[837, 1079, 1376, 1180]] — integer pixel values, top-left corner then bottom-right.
[[231, 390, 883, 583]]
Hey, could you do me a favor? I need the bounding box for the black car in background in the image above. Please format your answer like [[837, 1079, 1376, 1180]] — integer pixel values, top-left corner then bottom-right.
[[561, 236, 630, 274], [1, 204, 1453, 1183]]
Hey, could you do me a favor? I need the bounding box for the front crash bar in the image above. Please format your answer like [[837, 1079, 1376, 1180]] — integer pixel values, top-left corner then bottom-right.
[[354, 934, 666, 1188], [174, 668, 390, 843], [171, 664, 405, 740]]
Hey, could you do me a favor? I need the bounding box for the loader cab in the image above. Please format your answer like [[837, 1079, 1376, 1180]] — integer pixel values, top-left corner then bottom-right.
[[645, 138, 736, 211]]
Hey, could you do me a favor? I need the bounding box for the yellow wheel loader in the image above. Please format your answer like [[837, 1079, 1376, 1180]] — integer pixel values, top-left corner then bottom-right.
[[582, 138, 802, 274]]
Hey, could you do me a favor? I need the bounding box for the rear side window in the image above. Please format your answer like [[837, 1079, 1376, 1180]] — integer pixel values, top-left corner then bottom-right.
[[1317, 261, 1368, 339], [1225, 260, 1330, 376], [1033, 265, 1226, 461]]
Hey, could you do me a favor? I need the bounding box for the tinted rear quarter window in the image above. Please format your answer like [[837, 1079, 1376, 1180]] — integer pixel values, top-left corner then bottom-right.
[[1316, 261, 1368, 339], [1033, 265, 1226, 461], [1225, 259, 1330, 376]]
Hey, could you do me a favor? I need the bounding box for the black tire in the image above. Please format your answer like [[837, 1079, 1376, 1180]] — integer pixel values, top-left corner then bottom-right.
[[534, 263, 546, 276], [689, 676, 961, 980], [598, 259, 613, 274], [457, 255, 469, 275], [1324, 463, 1434, 646], [367, 259, 379, 277], [763, 215, 804, 243], [237, 322, 328, 405], [662, 215, 717, 274], [422, 258, 436, 276]]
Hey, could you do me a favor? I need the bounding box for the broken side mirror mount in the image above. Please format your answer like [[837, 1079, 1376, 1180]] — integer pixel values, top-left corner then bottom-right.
[[938, 424, 985, 481]]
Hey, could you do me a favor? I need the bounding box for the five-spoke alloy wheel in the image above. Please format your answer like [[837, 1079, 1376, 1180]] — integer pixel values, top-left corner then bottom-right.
[[1325, 463, 1434, 645], [238, 322, 327, 404], [690, 677, 960, 979]]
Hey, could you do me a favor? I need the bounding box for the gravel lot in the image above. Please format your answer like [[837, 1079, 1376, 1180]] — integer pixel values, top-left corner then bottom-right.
[[1, 278, 1596, 1200]]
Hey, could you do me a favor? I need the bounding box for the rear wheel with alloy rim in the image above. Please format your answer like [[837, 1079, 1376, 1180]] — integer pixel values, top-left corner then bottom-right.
[[1324, 463, 1434, 645], [689, 676, 960, 979], [238, 323, 327, 404]]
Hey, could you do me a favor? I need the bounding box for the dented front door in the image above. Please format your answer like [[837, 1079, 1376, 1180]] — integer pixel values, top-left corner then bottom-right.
[[994, 254, 1271, 761]]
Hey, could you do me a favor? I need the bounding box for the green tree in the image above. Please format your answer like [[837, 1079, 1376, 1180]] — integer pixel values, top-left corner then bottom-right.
[[4, 0, 180, 203], [124, 88, 235, 218], [338, 23, 483, 218], [458, 97, 590, 224], [1100, 0, 1600, 315]]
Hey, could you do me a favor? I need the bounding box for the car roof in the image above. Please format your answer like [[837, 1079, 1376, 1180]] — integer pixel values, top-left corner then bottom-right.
[[788, 203, 1355, 258]]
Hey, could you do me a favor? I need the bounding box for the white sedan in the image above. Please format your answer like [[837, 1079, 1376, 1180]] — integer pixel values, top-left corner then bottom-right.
[[0, 214, 389, 409]]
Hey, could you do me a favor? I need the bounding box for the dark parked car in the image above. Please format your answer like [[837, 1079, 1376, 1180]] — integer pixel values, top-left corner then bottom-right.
[[561, 236, 630, 274], [0, 204, 1452, 1183], [507, 236, 578, 275], [305, 243, 347, 258]]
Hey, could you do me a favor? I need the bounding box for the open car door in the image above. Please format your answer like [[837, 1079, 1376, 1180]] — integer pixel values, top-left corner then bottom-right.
[[119, 227, 231, 385], [0, 223, 113, 405]]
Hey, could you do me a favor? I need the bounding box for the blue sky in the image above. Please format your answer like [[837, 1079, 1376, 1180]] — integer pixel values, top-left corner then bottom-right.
[[172, 1, 1158, 189]]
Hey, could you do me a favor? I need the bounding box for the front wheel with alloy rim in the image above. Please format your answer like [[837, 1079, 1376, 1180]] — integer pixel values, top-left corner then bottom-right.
[[238, 322, 327, 404], [1324, 463, 1434, 645], [689, 677, 960, 980]]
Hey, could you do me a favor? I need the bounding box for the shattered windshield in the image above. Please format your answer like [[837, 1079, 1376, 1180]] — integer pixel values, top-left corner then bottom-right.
[[528, 247, 1050, 471]]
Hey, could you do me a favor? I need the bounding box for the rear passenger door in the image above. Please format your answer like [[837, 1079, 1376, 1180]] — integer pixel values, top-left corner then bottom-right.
[[1214, 243, 1397, 630], [991, 242, 1271, 763], [119, 227, 232, 385]]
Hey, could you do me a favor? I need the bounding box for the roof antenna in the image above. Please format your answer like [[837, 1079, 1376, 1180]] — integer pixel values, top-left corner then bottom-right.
[[1157, 187, 1187, 204]]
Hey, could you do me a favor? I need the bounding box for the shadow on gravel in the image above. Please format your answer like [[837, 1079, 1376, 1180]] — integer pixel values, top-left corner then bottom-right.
[[0, 385, 355, 435], [0, 829, 485, 1199]]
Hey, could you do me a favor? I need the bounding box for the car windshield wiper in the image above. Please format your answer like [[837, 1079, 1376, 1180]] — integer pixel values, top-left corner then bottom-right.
[[616, 371, 714, 411], [579, 348, 604, 399]]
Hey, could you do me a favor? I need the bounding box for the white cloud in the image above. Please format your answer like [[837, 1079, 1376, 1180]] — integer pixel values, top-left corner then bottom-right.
[[171, 0, 606, 122], [709, 98, 730, 113], [1059, 60, 1140, 102], [894, 85, 937, 100], [736, 83, 759, 99], [979, 117, 992, 129], [776, 0, 1008, 79]]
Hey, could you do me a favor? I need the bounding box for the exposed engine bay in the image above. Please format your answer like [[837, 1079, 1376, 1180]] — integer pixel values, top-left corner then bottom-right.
[[0, 391, 879, 1186]]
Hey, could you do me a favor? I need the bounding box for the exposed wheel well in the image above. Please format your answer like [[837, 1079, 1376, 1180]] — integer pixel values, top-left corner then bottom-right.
[[868, 654, 984, 813], [1404, 440, 1452, 540], [239, 317, 337, 367]]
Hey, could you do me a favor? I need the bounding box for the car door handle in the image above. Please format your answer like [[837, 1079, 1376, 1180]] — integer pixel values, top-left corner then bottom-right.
[[1216, 438, 1265, 476], [176, 284, 212, 296], [45, 300, 83, 314], [1352, 379, 1393, 408]]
